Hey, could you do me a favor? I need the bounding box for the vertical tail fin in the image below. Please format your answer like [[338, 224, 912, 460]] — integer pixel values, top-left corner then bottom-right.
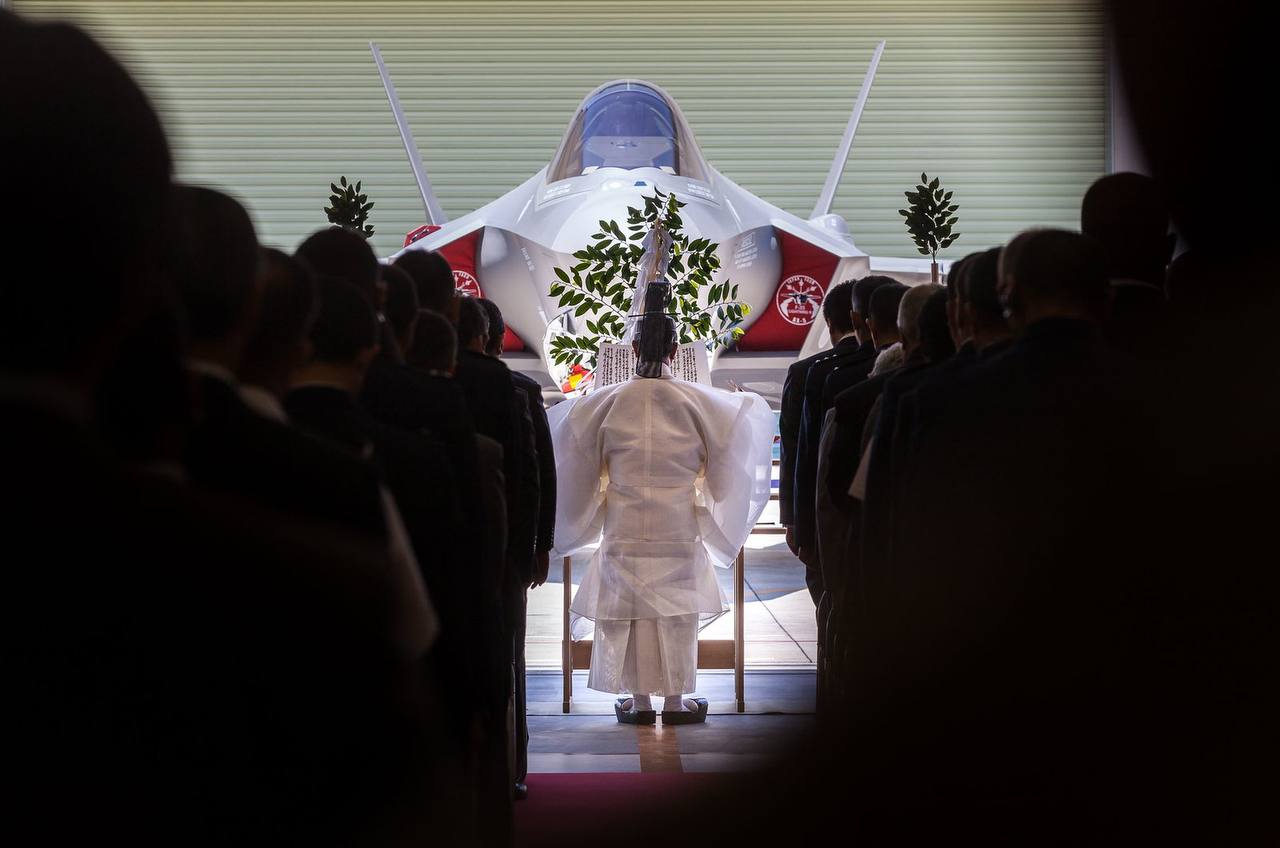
[[810, 40, 886, 219], [370, 42, 447, 226]]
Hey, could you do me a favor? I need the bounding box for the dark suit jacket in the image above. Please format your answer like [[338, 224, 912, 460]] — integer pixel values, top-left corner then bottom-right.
[[1105, 279, 1167, 356], [9, 392, 435, 844], [793, 336, 870, 552], [284, 385, 492, 708], [185, 374, 386, 541], [820, 339, 881, 410], [847, 318, 1149, 817], [778, 349, 828, 527], [361, 357, 475, 448], [512, 370, 556, 554], [853, 358, 946, 615], [454, 350, 540, 585], [360, 359, 489, 584]]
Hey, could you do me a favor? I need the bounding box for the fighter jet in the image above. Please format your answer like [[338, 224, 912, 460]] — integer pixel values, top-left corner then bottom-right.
[[373, 41, 893, 398]]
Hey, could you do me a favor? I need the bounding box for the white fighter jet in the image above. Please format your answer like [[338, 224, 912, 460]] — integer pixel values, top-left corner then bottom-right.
[[373, 41, 898, 399]]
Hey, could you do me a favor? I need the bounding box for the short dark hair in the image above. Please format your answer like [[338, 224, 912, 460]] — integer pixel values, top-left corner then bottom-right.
[[310, 277, 378, 364], [476, 298, 505, 354], [821, 280, 856, 332], [868, 282, 907, 330], [406, 309, 458, 373], [1005, 229, 1109, 318], [919, 288, 957, 362], [852, 275, 898, 318], [172, 185, 261, 344], [1081, 172, 1169, 280], [454, 296, 489, 348], [963, 247, 1004, 323], [1, 14, 172, 375], [242, 248, 318, 370], [393, 250, 456, 315], [381, 263, 419, 342], [945, 254, 977, 302], [295, 227, 380, 305]]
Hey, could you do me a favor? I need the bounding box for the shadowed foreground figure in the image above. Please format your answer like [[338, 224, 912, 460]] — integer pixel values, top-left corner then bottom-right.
[[3, 12, 438, 844]]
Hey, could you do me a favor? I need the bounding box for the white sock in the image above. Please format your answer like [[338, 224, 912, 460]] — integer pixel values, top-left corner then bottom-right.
[[663, 695, 688, 713], [631, 693, 652, 712]]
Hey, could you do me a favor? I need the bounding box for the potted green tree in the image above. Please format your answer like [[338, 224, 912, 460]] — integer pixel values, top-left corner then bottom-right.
[[900, 172, 959, 282], [324, 175, 375, 239], [546, 188, 748, 392]]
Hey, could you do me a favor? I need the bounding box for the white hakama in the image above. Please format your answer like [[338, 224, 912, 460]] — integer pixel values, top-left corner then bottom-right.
[[548, 373, 774, 696]]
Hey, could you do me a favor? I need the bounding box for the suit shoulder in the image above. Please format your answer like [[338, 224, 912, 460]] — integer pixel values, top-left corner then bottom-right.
[[834, 374, 885, 416]]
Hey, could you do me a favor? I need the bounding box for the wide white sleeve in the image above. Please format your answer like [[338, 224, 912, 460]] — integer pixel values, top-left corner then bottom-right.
[[695, 389, 776, 567], [546, 396, 608, 557]]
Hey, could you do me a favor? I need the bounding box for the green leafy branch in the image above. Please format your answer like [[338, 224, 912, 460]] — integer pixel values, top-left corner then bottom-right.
[[899, 171, 960, 262], [324, 175, 375, 239], [546, 187, 750, 369]]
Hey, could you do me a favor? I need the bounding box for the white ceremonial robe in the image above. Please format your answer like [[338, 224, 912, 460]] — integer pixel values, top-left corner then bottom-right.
[[548, 371, 774, 695]]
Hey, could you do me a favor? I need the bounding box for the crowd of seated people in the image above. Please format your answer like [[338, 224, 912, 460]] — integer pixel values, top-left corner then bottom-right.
[[2, 12, 553, 844]]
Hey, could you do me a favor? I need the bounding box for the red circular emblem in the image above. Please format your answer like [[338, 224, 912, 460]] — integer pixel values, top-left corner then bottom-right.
[[775, 274, 825, 326], [452, 269, 482, 298]]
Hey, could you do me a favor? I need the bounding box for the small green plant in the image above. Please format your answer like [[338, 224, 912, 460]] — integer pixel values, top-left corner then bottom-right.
[[900, 172, 960, 277], [546, 188, 748, 370], [324, 176, 374, 239]]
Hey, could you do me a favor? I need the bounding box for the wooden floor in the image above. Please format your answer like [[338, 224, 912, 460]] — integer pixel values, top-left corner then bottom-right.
[[526, 669, 816, 774]]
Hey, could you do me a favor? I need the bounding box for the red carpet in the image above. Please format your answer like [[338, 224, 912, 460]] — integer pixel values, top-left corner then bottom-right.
[[515, 773, 735, 846]]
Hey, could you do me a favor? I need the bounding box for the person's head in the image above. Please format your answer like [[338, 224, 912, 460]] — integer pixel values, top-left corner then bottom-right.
[[454, 296, 489, 353], [477, 298, 506, 357], [821, 280, 856, 341], [919, 288, 957, 363], [944, 254, 975, 346], [851, 275, 897, 344], [303, 276, 380, 391], [405, 309, 458, 374], [1081, 172, 1174, 287], [295, 226, 381, 308], [171, 185, 262, 371], [867, 282, 908, 348], [381, 263, 419, 354], [632, 282, 678, 377], [393, 250, 456, 318], [998, 229, 1109, 331], [1, 13, 172, 387], [963, 247, 1009, 348], [239, 248, 318, 395], [898, 283, 942, 359]]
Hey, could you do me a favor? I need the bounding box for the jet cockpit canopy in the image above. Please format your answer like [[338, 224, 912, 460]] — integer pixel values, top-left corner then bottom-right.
[[548, 80, 710, 183]]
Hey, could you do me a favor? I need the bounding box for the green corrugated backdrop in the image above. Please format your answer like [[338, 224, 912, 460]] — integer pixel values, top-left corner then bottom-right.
[[14, 1, 1105, 260]]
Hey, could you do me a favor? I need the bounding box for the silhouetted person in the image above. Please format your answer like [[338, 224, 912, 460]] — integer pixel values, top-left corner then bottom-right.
[[296, 225, 383, 306], [407, 308, 458, 374], [1082, 171, 1173, 353], [848, 229, 1151, 838], [780, 280, 877, 561], [819, 275, 898, 407], [395, 250, 458, 320], [3, 16, 434, 843], [382, 262, 420, 360], [284, 277, 477, 842], [453, 296, 540, 801], [239, 247, 319, 417], [478, 297, 556, 799], [790, 281, 861, 583]]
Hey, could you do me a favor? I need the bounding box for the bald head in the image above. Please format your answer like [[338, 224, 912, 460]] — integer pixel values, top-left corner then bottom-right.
[[899, 283, 943, 351]]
